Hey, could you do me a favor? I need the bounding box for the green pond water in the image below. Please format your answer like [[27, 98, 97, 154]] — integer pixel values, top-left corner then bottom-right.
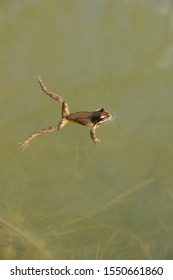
[[0, 0, 173, 259]]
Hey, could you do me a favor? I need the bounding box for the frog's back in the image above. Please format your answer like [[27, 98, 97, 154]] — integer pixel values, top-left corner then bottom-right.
[[66, 111, 95, 126]]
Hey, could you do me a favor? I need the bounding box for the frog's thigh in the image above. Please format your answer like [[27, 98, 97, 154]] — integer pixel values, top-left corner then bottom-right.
[[62, 102, 70, 117], [58, 118, 68, 130]]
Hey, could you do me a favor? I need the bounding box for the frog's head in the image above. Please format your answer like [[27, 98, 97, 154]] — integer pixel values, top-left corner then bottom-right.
[[97, 108, 112, 125]]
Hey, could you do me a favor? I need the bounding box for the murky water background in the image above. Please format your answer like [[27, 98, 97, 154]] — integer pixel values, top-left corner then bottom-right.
[[0, 0, 173, 259]]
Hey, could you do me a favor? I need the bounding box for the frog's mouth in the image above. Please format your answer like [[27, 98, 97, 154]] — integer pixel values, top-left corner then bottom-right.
[[102, 110, 117, 126], [107, 110, 117, 123]]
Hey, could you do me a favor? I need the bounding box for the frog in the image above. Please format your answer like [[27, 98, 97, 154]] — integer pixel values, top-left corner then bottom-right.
[[19, 76, 112, 150]]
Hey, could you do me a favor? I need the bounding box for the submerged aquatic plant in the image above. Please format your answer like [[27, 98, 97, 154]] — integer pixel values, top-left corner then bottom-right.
[[0, 217, 53, 260]]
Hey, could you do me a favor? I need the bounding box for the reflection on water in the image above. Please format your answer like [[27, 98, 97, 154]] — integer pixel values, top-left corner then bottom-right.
[[0, 0, 173, 259]]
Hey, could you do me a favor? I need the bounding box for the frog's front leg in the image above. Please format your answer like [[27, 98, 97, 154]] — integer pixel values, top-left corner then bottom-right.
[[90, 124, 100, 144]]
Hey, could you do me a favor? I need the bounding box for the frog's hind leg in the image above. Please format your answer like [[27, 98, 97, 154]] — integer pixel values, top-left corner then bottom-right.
[[58, 117, 69, 130], [19, 124, 60, 151], [37, 76, 70, 117], [61, 101, 70, 117], [37, 76, 65, 103], [19, 117, 69, 151]]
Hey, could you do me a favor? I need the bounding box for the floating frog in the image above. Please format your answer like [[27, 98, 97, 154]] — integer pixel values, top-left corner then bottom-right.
[[19, 76, 112, 150]]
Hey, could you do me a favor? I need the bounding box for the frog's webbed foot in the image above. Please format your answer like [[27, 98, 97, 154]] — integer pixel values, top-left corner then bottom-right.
[[90, 125, 100, 144], [94, 138, 101, 144], [18, 140, 30, 151]]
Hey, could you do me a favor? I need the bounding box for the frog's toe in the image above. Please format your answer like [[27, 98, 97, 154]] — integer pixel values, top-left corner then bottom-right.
[[94, 138, 100, 144], [18, 141, 29, 151]]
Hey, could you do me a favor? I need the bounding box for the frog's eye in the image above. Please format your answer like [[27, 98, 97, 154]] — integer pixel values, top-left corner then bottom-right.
[[100, 108, 105, 112]]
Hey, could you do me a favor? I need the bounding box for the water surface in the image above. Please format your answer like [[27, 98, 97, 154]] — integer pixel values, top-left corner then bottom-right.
[[0, 0, 173, 259]]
